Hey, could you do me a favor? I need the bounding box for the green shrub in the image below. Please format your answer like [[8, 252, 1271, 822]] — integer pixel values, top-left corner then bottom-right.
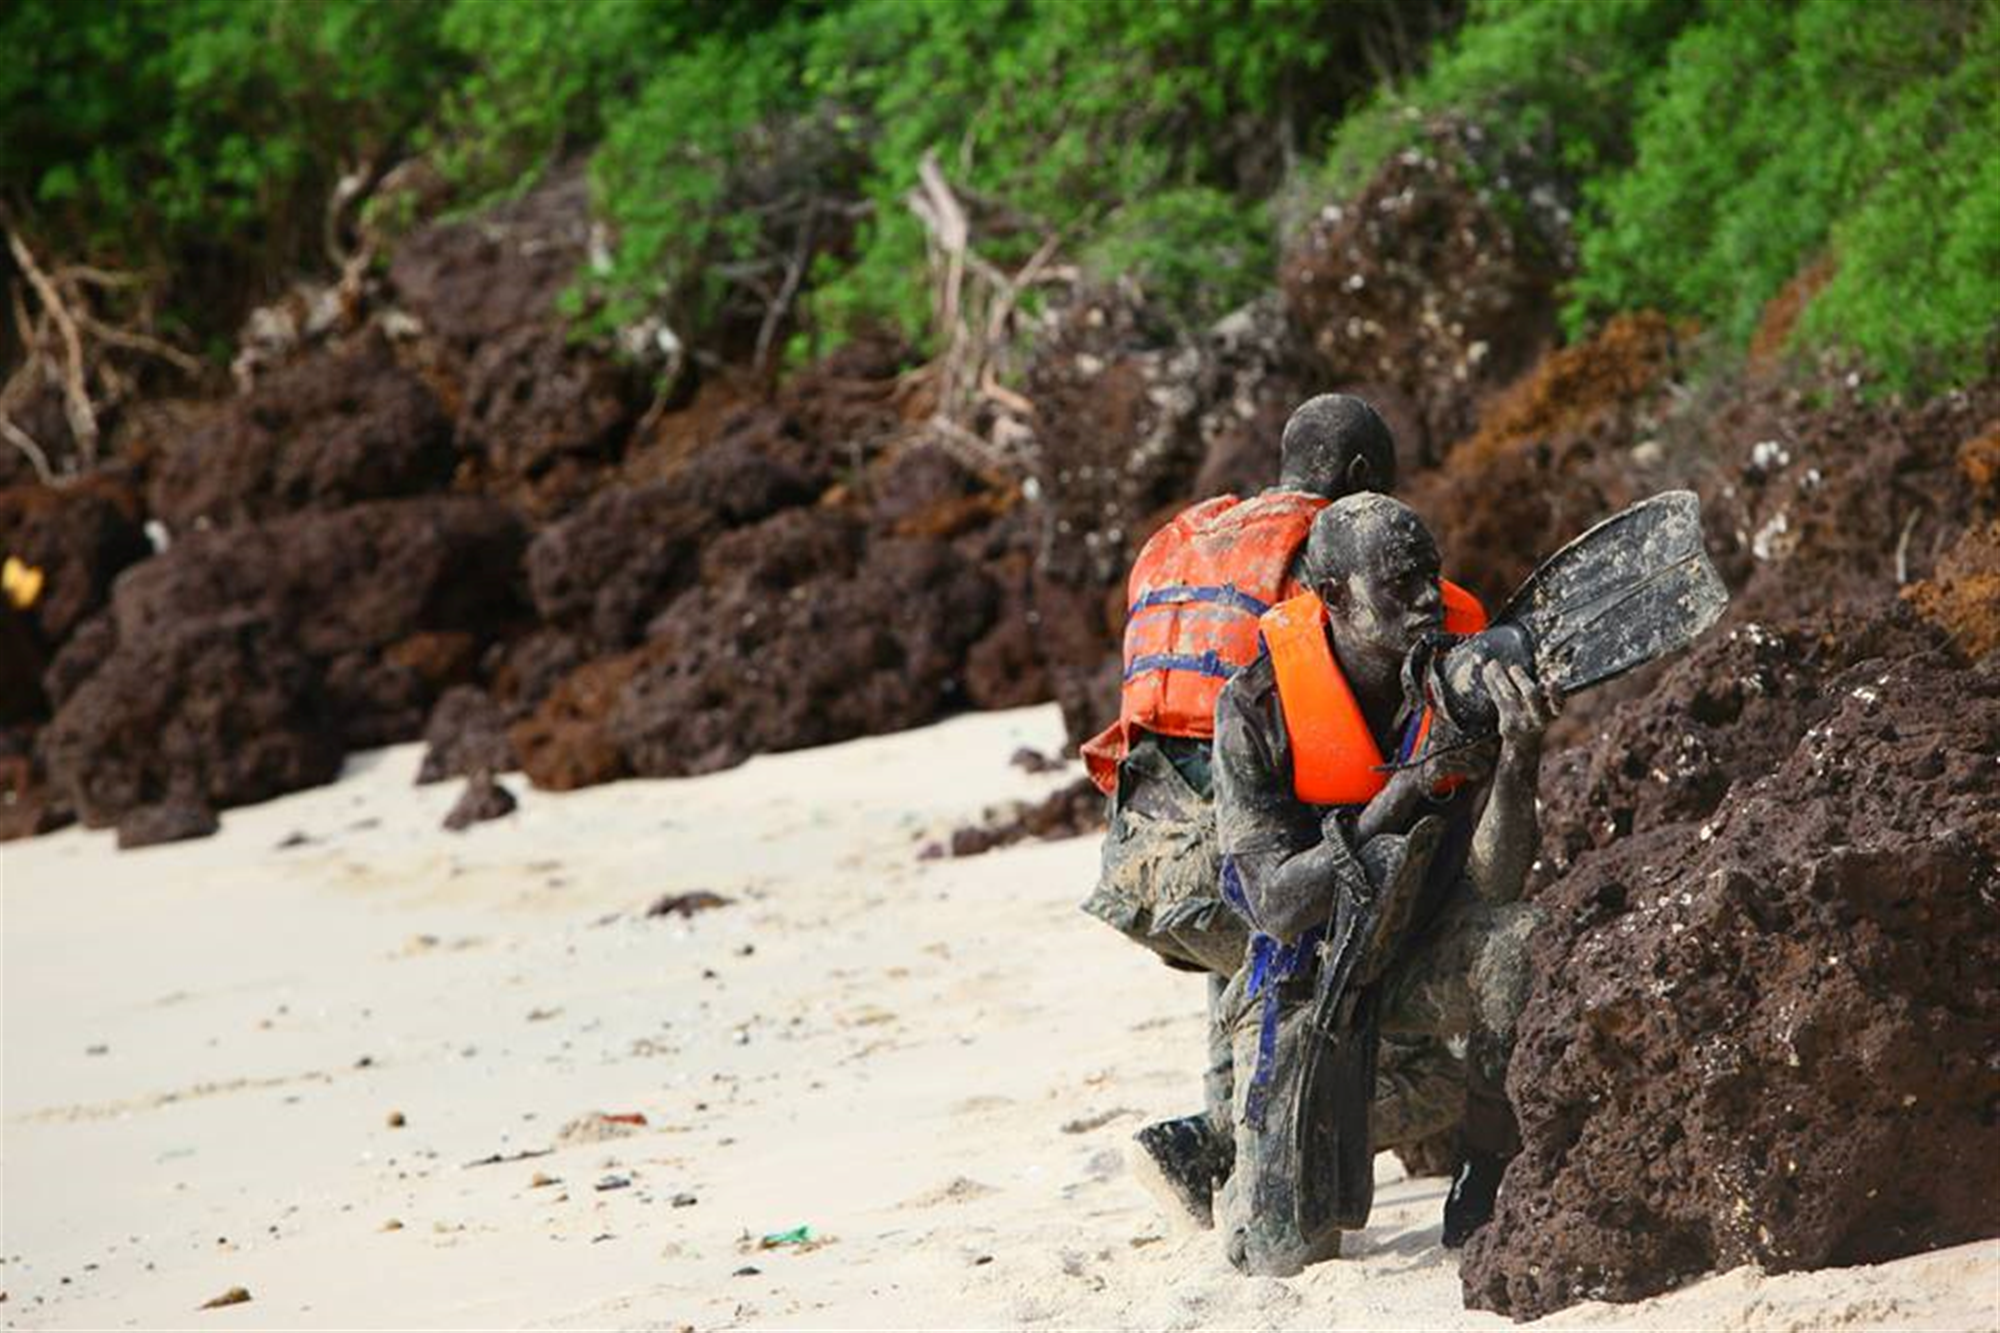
[[1323, 0, 1998, 393], [2, 0, 451, 311], [1320, 0, 1697, 196], [1084, 188, 1275, 329]]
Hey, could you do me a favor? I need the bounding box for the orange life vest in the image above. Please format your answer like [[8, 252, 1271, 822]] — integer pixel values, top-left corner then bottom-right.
[[1260, 589, 1488, 806], [1082, 491, 1324, 792], [1080, 490, 1491, 794]]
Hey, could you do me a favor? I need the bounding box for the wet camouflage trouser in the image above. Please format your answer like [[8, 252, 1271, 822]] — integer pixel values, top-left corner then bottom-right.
[[1082, 735, 1244, 978], [1216, 890, 1541, 1275], [1082, 736, 1469, 1145]]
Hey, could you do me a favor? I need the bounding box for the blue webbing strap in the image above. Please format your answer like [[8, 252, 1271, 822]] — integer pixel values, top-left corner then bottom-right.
[[1122, 650, 1234, 682], [1126, 583, 1271, 619], [1231, 709, 1427, 1129]]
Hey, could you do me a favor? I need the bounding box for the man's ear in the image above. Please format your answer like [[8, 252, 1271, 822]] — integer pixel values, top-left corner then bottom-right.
[[1316, 574, 1349, 617], [1345, 454, 1373, 492]]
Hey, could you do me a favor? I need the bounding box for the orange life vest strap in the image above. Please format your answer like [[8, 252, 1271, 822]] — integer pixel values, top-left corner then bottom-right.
[[1261, 587, 1482, 806], [1260, 592, 1389, 807], [1442, 579, 1488, 635]]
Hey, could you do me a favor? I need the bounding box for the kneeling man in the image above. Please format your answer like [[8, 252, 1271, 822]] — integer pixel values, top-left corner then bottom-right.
[[1212, 494, 1559, 1275]]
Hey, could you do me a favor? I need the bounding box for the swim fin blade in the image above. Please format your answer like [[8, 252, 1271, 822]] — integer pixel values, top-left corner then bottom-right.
[[1497, 490, 1729, 694]]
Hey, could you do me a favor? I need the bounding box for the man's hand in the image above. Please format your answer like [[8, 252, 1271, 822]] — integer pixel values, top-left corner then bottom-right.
[[1481, 660, 1563, 753], [1413, 731, 1497, 790]]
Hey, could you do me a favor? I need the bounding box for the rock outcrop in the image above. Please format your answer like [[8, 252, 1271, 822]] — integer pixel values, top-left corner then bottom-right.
[[1462, 629, 2000, 1317]]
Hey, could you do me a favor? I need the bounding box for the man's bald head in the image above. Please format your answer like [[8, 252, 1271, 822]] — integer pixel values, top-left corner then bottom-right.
[[1278, 394, 1397, 500], [1303, 494, 1443, 659], [1302, 494, 1435, 589]]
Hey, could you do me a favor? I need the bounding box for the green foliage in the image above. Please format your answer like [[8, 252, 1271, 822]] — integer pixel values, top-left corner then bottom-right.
[[429, 0, 794, 201], [2, 0, 451, 294], [1776, 3, 1999, 388], [588, 18, 827, 334], [1321, 0, 1698, 194], [1084, 189, 1275, 329], [1324, 0, 1999, 392], [12, 0, 1986, 393], [1573, 0, 1997, 389]]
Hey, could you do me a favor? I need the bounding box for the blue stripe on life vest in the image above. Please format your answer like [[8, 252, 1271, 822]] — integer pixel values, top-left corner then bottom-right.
[[1122, 650, 1235, 682], [1127, 583, 1271, 620]]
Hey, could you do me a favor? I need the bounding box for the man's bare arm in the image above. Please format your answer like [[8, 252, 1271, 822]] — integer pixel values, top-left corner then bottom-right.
[[1465, 662, 1560, 903]]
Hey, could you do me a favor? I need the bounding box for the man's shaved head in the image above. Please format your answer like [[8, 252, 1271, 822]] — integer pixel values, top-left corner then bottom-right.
[[1303, 493, 1443, 663], [1301, 493, 1436, 591], [1279, 394, 1398, 500]]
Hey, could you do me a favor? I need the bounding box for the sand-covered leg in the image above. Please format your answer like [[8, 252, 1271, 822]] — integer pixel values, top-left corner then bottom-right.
[[1377, 895, 1541, 1245]]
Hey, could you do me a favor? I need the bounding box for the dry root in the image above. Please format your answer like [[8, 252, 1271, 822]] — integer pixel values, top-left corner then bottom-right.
[[3, 212, 200, 480], [902, 149, 1077, 484]]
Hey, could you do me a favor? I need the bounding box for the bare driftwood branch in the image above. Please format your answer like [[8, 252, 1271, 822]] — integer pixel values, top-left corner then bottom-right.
[[3, 214, 204, 475], [56, 264, 149, 290], [900, 150, 1079, 479], [0, 414, 55, 485], [754, 198, 819, 378], [78, 313, 203, 377], [1894, 507, 1923, 586], [6, 223, 98, 466]]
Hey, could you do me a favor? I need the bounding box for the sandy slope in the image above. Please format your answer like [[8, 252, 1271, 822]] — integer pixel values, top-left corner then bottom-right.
[[3, 704, 1994, 1331]]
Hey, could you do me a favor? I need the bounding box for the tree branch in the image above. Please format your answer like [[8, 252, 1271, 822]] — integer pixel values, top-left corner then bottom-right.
[[5, 223, 98, 466]]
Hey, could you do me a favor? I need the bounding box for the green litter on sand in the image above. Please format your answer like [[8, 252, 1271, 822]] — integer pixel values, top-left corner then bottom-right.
[[759, 1225, 812, 1248]]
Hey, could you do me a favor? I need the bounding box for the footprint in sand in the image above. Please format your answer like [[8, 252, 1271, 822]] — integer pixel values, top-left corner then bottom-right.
[[949, 1093, 1016, 1116], [899, 1175, 998, 1208]]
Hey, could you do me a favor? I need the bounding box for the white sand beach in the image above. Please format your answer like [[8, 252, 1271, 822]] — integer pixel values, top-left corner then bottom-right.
[[4, 704, 1994, 1330]]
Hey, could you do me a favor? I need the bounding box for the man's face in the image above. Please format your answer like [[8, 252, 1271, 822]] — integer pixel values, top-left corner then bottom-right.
[[1334, 529, 1442, 657]]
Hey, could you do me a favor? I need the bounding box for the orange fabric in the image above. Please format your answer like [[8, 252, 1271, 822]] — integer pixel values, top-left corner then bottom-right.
[[1079, 496, 1491, 796], [1442, 579, 1488, 635], [1084, 491, 1325, 792], [1259, 589, 1482, 806], [1260, 591, 1390, 806]]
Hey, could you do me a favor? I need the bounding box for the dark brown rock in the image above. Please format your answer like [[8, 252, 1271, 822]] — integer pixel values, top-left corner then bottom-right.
[[645, 890, 732, 918], [116, 797, 221, 849], [457, 325, 644, 511], [666, 442, 819, 527], [0, 736, 70, 842], [489, 628, 588, 722], [321, 650, 431, 750], [383, 630, 481, 691], [109, 496, 528, 663], [1280, 117, 1568, 467], [418, 686, 516, 784], [606, 529, 998, 778], [0, 473, 151, 646], [1461, 636, 2000, 1317], [0, 603, 47, 724], [386, 165, 593, 355], [386, 163, 646, 520], [962, 554, 1051, 711], [42, 614, 341, 828], [1532, 604, 1947, 888], [41, 612, 114, 711], [525, 485, 716, 651], [1689, 376, 2000, 627], [36, 497, 528, 831], [864, 442, 987, 535], [508, 649, 640, 791], [943, 776, 1106, 858], [1402, 312, 1684, 611], [146, 332, 454, 531], [442, 772, 516, 831]]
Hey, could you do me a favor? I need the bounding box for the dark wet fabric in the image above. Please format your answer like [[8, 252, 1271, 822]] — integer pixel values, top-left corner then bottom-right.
[[1210, 640, 1539, 1276], [1082, 732, 1245, 975]]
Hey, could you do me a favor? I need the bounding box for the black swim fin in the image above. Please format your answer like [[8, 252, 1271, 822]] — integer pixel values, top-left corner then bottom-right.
[[1499, 489, 1730, 694]]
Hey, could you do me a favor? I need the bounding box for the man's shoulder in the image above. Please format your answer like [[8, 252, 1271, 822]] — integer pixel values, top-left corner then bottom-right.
[[1216, 652, 1280, 704], [1219, 652, 1279, 713]]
